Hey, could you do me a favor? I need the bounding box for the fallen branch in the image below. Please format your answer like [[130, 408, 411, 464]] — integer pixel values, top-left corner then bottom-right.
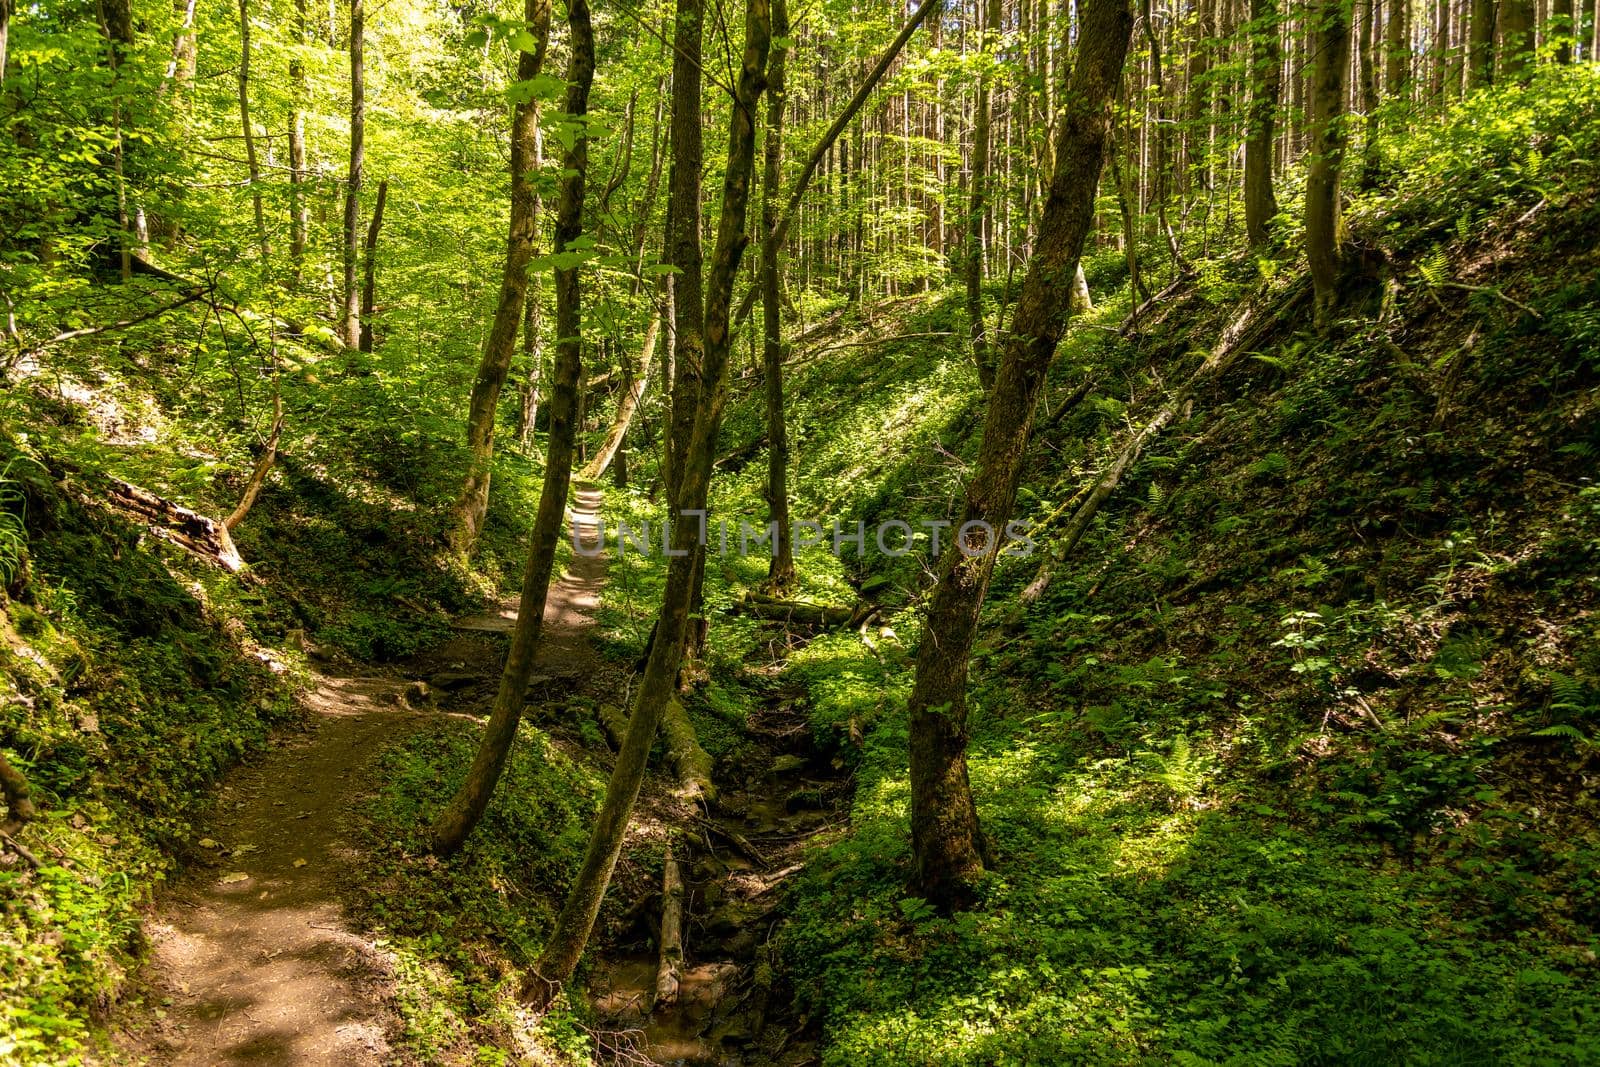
[[1435, 281, 1543, 320], [690, 814, 769, 869], [809, 331, 955, 357], [104, 478, 245, 572], [653, 843, 684, 1009], [726, 592, 859, 629]]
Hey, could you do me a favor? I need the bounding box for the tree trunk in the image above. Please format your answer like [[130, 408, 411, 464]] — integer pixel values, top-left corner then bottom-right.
[[237, 0, 269, 262], [1360, 0, 1381, 180], [761, 0, 796, 593], [1554, 0, 1574, 59], [446, 0, 553, 554], [1469, 0, 1498, 84], [430, 0, 589, 858], [1500, 0, 1533, 80], [358, 178, 387, 353], [580, 292, 659, 480], [342, 0, 364, 349], [1244, 0, 1283, 245], [1386, 0, 1411, 96], [530, 0, 768, 1001], [965, 0, 1001, 392], [289, 0, 310, 277], [1140, 0, 1186, 273], [223, 385, 283, 531], [661, 0, 707, 509], [908, 0, 1132, 910], [2, 0, 13, 88], [1306, 0, 1351, 329]]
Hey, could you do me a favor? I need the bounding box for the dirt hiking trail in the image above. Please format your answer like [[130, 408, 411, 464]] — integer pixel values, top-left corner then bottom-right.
[[120, 488, 608, 1065]]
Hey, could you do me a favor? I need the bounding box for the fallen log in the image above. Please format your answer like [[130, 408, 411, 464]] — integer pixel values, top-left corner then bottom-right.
[[653, 843, 684, 1009], [726, 592, 859, 629], [595, 699, 716, 804], [104, 478, 244, 572]]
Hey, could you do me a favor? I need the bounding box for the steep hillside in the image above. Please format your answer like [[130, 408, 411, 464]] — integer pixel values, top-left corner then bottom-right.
[[705, 68, 1600, 1064]]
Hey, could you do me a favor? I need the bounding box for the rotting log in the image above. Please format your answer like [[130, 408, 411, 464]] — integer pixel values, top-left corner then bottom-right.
[[726, 592, 860, 629], [595, 699, 715, 804], [654, 843, 684, 1008], [104, 478, 244, 572]]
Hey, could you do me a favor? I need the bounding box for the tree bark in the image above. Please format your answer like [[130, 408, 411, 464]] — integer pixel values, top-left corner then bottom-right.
[[238, 0, 270, 262], [1386, 0, 1411, 97], [357, 178, 387, 353], [1500, 0, 1533, 81], [907, 0, 1132, 909], [965, 0, 1001, 392], [223, 385, 283, 531], [1469, 0, 1498, 85], [761, 0, 796, 593], [429, 0, 590, 857], [289, 0, 311, 277], [530, 0, 769, 1001], [1244, 0, 1283, 245], [1306, 0, 1351, 329], [661, 0, 707, 508], [447, 0, 553, 554], [342, 0, 364, 349]]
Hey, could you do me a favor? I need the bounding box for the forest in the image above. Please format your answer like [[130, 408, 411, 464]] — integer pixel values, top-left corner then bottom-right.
[[1, 0, 1599, 1060]]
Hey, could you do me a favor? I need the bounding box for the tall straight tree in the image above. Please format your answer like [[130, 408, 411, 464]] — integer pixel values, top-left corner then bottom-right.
[[1306, 0, 1352, 327], [288, 0, 311, 277], [446, 0, 553, 555], [430, 0, 584, 857], [1469, 0, 1497, 85], [965, 0, 1001, 391], [1500, 0, 1534, 79], [760, 0, 797, 592], [1244, 0, 1283, 245], [532, 0, 770, 998], [341, 0, 364, 349], [907, 0, 1133, 908]]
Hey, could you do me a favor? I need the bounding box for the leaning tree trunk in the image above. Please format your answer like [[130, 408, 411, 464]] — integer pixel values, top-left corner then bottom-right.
[[907, 0, 1132, 910], [530, 0, 769, 1002], [1306, 0, 1352, 329], [358, 177, 387, 353], [580, 288, 659, 481], [760, 0, 796, 593], [1244, 0, 1283, 245], [430, 0, 588, 858], [446, 0, 553, 554], [341, 0, 364, 349]]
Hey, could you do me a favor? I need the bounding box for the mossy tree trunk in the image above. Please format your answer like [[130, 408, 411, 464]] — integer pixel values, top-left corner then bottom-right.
[[1306, 0, 1351, 328], [907, 0, 1132, 909]]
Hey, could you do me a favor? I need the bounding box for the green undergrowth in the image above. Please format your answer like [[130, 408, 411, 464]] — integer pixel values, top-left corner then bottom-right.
[[345, 717, 603, 1063], [0, 433, 300, 1064], [774, 70, 1600, 1065]]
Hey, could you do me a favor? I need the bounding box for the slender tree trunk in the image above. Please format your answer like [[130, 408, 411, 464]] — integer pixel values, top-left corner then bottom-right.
[[358, 177, 387, 353], [1360, 0, 1381, 179], [224, 385, 283, 531], [97, 0, 136, 282], [908, 0, 1132, 909], [531, 0, 768, 1000], [1244, 0, 1283, 244], [430, 0, 590, 858], [2, 0, 13, 87], [1306, 0, 1352, 328], [662, 0, 707, 509], [289, 0, 310, 278], [1386, 0, 1411, 96], [517, 287, 544, 451], [761, 0, 796, 592], [965, 0, 1001, 391], [580, 295, 659, 480], [446, 0, 553, 554], [237, 0, 270, 262], [1140, 0, 1186, 273], [342, 0, 364, 349]]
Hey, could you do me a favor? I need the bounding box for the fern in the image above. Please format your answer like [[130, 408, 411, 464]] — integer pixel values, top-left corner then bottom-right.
[[1455, 211, 1472, 243], [0, 460, 28, 586], [1531, 724, 1590, 744], [1418, 247, 1449, 288], [1147, 482, 1166, 511], [1140, 736, 1204, 800]]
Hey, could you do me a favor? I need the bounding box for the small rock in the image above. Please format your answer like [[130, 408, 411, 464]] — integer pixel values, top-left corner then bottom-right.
[[771, 754, 807, 774], [219, 871, 249, 884]]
